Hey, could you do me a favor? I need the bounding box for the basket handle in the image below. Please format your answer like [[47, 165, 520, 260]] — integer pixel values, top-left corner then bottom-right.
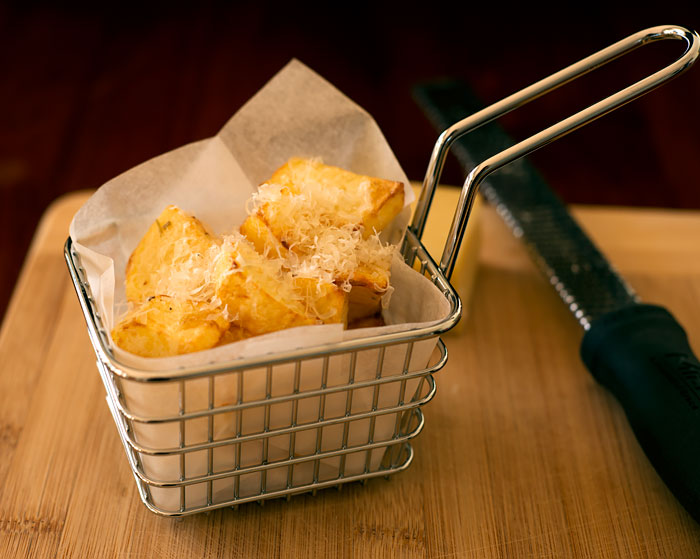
[[410, 25, 699, 279]]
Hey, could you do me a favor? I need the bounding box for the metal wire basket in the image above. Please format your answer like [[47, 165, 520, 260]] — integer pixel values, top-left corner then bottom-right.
[[65, 24, 698, 517], [65, 219, 461, 516]]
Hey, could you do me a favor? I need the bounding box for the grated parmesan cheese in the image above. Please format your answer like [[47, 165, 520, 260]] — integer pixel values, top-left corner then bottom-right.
[[250, 179, 396, 291], [115, 158, 402, 354]]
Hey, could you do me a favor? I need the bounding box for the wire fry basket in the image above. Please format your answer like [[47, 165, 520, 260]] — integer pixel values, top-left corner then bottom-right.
[[64, 223, 461, 516], [65, 24, 698, 517]]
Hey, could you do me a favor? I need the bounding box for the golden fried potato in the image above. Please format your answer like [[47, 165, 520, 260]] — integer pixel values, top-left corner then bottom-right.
[[239, 214, 289, 259], [348, 313, 385, 330], [267, 157, 404, 237], [342, 262, 389, 292], [126, 206, 216, 303], [111, 296, 229, 357], [217, 324, 252, 346], [332, 262, 390, 322], [293, 277, 348, 325], [252, 158, 399, 324], [347, 286, 382, 324], [213, 244, 319, 336]]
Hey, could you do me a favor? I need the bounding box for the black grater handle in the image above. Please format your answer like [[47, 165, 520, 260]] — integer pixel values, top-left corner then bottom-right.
[[581, 304, 700, 520]]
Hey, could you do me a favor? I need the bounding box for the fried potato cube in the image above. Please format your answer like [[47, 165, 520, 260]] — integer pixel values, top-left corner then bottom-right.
[[111, 296, 229, 358], [348, 313, 385, 330], [332, 261, 389, 322], [267, 157, 405, 237], [293, 277, 348, 325], [346, 262, 389, 292], [125, 205, 216, 303], [239, 214, 289, 259], [217, 324, 252, 346], [347, 286, 382, 324], [214, 247, 319, 337]]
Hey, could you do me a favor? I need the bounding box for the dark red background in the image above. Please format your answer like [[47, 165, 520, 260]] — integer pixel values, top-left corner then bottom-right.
[[2, 2, 700, 322]]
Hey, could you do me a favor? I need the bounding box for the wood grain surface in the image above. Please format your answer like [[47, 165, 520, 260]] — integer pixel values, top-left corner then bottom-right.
[[1, 191, 700, 558]]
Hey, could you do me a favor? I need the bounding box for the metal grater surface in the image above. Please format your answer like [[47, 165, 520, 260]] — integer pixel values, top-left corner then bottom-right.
[[413, 80, 639, 330]]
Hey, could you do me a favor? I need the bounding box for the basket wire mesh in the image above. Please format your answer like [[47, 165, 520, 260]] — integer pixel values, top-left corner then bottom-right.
[[65, 226, 460, 516]]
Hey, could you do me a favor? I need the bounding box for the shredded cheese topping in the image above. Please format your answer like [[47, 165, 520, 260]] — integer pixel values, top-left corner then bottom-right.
[[152, 239, 220, 305], [119, 161, 398, 330], [250, 179, 396, 291]]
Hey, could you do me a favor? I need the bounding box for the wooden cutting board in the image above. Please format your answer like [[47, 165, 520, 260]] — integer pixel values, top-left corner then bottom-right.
[[1, 190, 699, 558]]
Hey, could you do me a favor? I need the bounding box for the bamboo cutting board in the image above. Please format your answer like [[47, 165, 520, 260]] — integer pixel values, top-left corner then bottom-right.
[[1, 191, 700, 558]]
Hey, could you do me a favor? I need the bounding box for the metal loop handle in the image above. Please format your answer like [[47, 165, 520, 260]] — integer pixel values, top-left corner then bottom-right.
[[410, 25, 699, 279]]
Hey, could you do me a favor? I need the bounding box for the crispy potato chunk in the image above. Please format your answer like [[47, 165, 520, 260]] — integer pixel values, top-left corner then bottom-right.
[[213, 245, 319, 337], [293, 277, 348, 325], [338, 263, 389, 322], [217, 324, 252, 346], [213, 239, 350, 335], [126, 206, 216, 303], [239, 214, 289, 259], [347, 286, 382, 324], [111, 296, 228, 357], [348, 313, 385, 330], [250, 158, 399, 323], [340, 262, 389, 292], [267, 157, 404, 237]]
